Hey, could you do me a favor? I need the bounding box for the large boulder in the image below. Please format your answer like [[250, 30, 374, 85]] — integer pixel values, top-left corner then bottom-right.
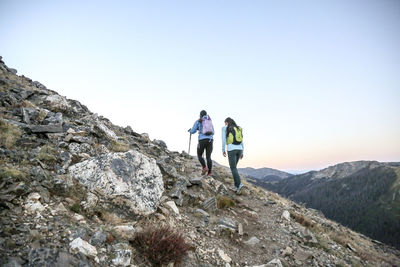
[[68, 150, 164, 218]]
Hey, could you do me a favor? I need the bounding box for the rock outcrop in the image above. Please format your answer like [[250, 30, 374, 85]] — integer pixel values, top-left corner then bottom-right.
[[69, 150, 164, 218]]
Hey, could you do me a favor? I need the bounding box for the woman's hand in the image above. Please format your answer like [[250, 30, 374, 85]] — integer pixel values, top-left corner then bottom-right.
[[240, 153, 243, 159], [223, 151, 226, 157]]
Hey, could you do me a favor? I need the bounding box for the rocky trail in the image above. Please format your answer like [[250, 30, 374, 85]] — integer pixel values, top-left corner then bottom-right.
[[1, 56, 400, 266]]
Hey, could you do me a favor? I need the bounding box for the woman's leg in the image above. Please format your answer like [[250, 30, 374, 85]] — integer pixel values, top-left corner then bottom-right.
[[205, 139, 213, 172], [228, 150, 241, 188], [197, 140, 206, 168]]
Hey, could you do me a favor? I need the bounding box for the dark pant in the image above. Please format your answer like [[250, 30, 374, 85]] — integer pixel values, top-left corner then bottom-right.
[[228, 150, 243, 188], [197, 139, 213, 171]]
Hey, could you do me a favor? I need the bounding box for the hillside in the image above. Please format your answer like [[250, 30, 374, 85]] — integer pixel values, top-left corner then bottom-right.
[[262, 161, 400, 250], [239, 167, 292, 182], [1, 57, 400, 266]]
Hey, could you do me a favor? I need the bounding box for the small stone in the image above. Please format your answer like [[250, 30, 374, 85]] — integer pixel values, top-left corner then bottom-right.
[[244, 236, 260, 246], [294, 249, 312, 261], [218, 249, 232, 263], [73, 214, 85, 222], [282, 246, 293, 256], [202, 197, 217, 212], [194, 209, 209, 217], [265, 258, 283, 267], [112, 248, 132, 266], [238, 223, 244, 236], [281, 210, 290, 221], [218, 218, 237, 230], [90, 231, 107, 246], [69, 237, 97, 258], [189, 177, 202, 185], [113, 225, 136, 240], [165, 201, 180, 215], [347, 243, 357, 252]]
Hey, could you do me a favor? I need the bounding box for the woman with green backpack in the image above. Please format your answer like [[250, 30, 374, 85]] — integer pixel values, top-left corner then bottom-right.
[[222, 117, 244, 194]]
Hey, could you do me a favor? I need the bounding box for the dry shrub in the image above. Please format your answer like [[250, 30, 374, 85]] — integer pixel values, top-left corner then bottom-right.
[[37, 145, 57, 163], [131, 225, 189, 266], [217, 195, 235, 209], [0, 166, 25, 181], [0, 120, 22, 149], [290, 212, 314, 228], [110, 140, 130, 152], [331, 233, 354, 250]]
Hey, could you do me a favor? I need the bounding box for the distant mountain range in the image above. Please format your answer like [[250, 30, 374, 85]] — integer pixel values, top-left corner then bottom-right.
[[239, 167, 292, 182], [253, 161, 400, 249]]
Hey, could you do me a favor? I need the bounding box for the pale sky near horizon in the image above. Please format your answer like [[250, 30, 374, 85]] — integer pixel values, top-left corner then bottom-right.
[[1, 0, 399, 172]]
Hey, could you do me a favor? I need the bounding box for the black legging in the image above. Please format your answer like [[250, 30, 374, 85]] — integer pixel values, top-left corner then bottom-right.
[[197, 139, 213, 171]]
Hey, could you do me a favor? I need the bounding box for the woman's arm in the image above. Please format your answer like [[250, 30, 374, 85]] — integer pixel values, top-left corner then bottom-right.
[[221, 126, 227, 155], [189, 121, 199, 134]]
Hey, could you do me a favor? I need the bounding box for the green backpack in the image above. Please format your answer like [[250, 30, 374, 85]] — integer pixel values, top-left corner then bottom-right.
[[226, 126, 243, 145]]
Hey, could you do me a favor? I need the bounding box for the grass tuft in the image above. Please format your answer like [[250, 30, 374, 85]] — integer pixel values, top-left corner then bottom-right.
[[109, 140, 130, 152], [37, 145, 57, 163], [217, 195, 235, 209], [0, 120, 22, 149]]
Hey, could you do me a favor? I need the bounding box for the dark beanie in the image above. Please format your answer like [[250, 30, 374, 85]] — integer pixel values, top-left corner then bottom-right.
[[200, 110, 207, 117]]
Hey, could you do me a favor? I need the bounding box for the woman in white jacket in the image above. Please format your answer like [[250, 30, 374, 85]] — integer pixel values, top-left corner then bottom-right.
[[222, 117, 244, 194]]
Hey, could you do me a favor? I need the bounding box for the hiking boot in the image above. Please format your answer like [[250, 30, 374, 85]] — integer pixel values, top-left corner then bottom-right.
[[207, 170, 212, 176], [236, 183, 244, 195], [229, 185, 237, 191], [201, 167, 208, 175]]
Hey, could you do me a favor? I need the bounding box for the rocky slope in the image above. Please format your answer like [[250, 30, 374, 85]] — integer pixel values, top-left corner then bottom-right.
[[1, 56, 400, 266], [261, 161, 400, 250]]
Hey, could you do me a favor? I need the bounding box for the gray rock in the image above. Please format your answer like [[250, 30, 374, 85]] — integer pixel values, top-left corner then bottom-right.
[[217, 183, 229, 195], [22, 108, 31, 124], [202, 197, 217, 212], [3, 257, 24, 267], [60, 151, 72, 169], [238, 223, 244, 236], [30, 166, 47, 182], [169, 186, 182, 199], [157, 161, 178, 178], [43, 112, 63, 125], [281, 210, 291, 221], [68, 143, 94, 157], [69, 237, 97, 258], [265, 258, 283, 267], [301, 228, 318, 244], [153, 139, 167, 149], [112, 249, 132, 266], [90, 231, 107, 246], [30, 124, 63, 133], [194, 209, 210, 217], [294, 249, 312, 261], [68, 150, 164, 218], [244, 236, 260, 246], [28, 248, 90, 267], [218, 217, 237, 230], [189, 177, 202, 186], [72, 228, 89, 240]]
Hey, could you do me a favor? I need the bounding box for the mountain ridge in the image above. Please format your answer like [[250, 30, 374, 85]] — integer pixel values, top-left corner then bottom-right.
[[260, 160, 400, 250], [1, 56, 400, 266]]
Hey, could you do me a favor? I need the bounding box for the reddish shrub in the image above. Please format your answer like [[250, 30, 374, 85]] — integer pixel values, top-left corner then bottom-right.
[[131, 225, 189, 266]]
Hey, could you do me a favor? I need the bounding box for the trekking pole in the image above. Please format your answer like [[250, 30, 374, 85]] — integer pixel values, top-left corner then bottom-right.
[[188, 133, 192, 155]]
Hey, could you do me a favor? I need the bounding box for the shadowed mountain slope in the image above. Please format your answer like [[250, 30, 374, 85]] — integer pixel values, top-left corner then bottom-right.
[[261, 161, 400, 250]]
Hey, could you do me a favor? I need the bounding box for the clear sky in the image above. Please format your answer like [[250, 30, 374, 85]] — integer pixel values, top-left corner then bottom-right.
[[1, 0, 399, 172]]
